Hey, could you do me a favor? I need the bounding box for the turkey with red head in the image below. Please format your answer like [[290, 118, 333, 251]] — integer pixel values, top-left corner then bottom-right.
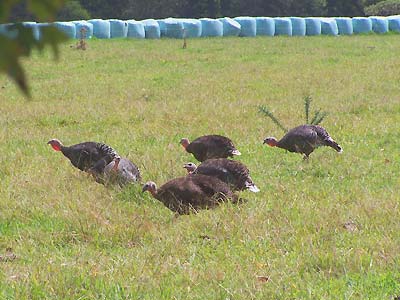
[[142, 174, 239, 215], [183, 158, 259, 193], [47, 139, 120, 175], [263, 125, 342, 159], [180, 135, 241, 162]]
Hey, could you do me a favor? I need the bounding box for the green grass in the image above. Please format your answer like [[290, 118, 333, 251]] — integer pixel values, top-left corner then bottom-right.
[[0, 35, 400, 299]]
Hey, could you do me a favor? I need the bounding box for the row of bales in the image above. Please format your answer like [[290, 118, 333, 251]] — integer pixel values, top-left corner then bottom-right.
[[1, 16, 400, 40]]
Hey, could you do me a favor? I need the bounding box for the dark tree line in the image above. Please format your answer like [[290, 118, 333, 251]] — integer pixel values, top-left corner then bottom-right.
[[9, 0, 399, 22], [78, 0, 364, 19]]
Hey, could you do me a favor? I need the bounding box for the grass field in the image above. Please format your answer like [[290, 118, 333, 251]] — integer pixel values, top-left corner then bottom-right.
[[0, 34, 399, 299]]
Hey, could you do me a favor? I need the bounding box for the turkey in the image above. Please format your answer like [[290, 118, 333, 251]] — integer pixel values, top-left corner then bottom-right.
[[47, 139, 120, 175], [180, 135, 241, 162], [142, 174, 239, 215], [183, 158, 259, 193], [96, 157, 141, 187], [263, 125, 343, 159]]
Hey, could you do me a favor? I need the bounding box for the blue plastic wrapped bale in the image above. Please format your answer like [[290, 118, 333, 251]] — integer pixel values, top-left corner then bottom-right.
[[126, 20, 145, 38], [164, 18, 184, 39], [109, 19, 128, 38], [218, 17, 240, 36], [22, 22, 40, 40], [335, 17, 353, 35], [305, 18, 321, 35], [0, 23, 18, 38], [157, 19, 167, 37], [352, 17, 372, 34], [88, 19, 110, 38], [289, 17, 306, 36], [388, 16, 400, 32], [255, 17, 275, 36], [200, 18, 223, 37], [181, 19, 202, 38], [142, 19, 160, 39], [274, 18, 292, 36], [320, 18, 338, 35], [73, 21, 93, 39], [234, 16, 256, 37], [370, 17, 389, 34], [54, 21, 76, 39]]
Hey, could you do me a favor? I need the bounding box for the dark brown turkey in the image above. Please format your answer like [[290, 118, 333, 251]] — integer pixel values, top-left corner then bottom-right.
[[47, 139, 120, 175], [142, 174, 239, 215], [96, 157, 141, 187], [263, 125, 342, 159], [180, 135, 241, 162], [183, 158, 259, 193]]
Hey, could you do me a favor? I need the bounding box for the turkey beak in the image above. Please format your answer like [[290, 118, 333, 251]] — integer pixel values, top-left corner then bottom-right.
[[263, 139, 267, 144], [183, 164, 192, 172], [141, 185, 147, 193]]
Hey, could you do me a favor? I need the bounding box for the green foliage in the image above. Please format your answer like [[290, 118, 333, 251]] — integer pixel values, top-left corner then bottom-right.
[[289, 0, 326, 17], [365, 0, 400, 15], [310, 109, 328, 125], [8, 0, 400, 21], [259, 95, 327, 134], [57, 0, 90, 21], [304, 95, 328, 125], [29, 0, 66, 22], [363, 0, 386, 6], [326, 0, 365, 16], [0, 0, 68, 98], [304, 95, 311, 124], [79, 0, 126, 19], [121, 0, 186, 19], [258, 105, 288, 133]]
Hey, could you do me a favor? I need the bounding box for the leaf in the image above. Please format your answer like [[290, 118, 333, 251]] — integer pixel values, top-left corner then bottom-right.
[[39, 25, 68, 58], [304, 95, 312, 124], [0, 23, 68, 98], [9, 59, 30, 97], [0, 1, 69, 98], [258, 105, 288, 133], [310, 109, 322, 125], [312, 111, 328, 125], [10, 24, 38, 56], [0, 34, 30, 97]]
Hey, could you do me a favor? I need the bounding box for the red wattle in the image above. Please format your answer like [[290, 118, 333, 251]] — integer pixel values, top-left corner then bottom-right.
[[52, 144, 61, 151]]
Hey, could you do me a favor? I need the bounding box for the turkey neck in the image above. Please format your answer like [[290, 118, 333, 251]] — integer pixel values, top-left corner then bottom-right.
[[59, 145, 70, 156], [275, 140, 286, 150], [149, 189, 158, 198]]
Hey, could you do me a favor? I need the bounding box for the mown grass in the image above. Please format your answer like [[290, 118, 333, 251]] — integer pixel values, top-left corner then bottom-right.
[[0, 34, 399, 299]]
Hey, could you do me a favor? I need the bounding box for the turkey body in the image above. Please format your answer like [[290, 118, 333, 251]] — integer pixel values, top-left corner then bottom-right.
[[99, 157, 141, 186], [265, 125, 342, 158], [143, 174, 238, 215], [187, 158, 259, 192], [184, 135, 241, 162], [49, 140, 119, 174]]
